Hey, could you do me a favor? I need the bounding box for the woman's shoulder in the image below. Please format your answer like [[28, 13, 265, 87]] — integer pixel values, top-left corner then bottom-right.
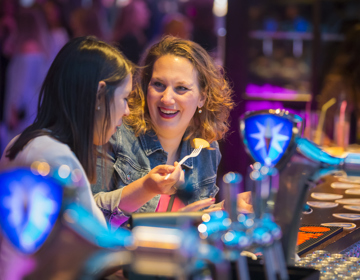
[[110, 125, 140, 151], [1, 135, 70, 170], [14, 135, 80, 169], [27, 135, 71, 152], [210, 140, 220, 150], [196, 140, 221, 164]]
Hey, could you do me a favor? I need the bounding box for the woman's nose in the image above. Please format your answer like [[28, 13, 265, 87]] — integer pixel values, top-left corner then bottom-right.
[[160, 88, 175, 105]]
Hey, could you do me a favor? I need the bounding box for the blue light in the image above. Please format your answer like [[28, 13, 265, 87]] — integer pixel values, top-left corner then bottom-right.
[[0, 168, 63, 254], [296, 138, 344, 166], [64, 204, 133, 248], [243, 114, 294, 166]]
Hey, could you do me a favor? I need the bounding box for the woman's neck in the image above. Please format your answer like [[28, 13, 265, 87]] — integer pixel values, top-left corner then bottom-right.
[[157, 134, 183, 165]]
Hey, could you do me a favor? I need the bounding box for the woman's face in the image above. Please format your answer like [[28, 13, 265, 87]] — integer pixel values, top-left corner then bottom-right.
[[147, 55, 205, 139], [93, 74, 132, 146]]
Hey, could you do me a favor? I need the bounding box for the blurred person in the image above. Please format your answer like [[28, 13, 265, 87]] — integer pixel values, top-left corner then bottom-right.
[[112, 0, 151, 63], [92, 36, 252, 228], [184, 0, 217, 53], [69, 7, 107, 41], [0, 0, 18, 151], [318, 24, 360, 144], [145, 13, 193, 50], [3, 7, 54, 146], [161, 13, 192, 39], [43, 0, 69, 55]]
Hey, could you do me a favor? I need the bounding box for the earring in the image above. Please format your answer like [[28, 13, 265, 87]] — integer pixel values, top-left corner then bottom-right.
[[198, 107, 202, 114], [97, 106, 100, 110]]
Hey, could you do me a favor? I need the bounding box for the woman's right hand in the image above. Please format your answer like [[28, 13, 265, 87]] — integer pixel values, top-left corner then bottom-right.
[[143, 162, 184, 195]]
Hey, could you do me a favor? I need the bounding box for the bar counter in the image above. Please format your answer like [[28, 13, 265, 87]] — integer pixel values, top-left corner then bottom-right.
[[300, 174, 360, 257]]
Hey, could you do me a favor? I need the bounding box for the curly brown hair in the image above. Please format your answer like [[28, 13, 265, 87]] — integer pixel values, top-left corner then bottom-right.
[[125, 36, 234, 143]]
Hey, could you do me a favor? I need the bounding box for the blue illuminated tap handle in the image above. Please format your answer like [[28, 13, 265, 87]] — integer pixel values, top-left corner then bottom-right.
[[249, 163, 276, 218], [296, 138, 344, 165], [266, 167, 279, 214], [296, 137, 360, 171], [344, 153, 360, 170]]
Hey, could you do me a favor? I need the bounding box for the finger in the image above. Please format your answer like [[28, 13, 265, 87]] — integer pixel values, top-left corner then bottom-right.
[[208, 201, 224, 209], [173, 168, 185, 190], [165, 186, 177, 195], [166, 164, 182, 182], [238, 201, 253, 213], [238, 191, 252, 204], [203, 207, 223, 213], [154, 165, 175, 175], [179, 168, 185, 183], [178, 198, 215, 212]]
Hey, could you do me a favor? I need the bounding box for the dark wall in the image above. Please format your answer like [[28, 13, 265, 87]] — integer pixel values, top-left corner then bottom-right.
[[219, 0, 251, 185]]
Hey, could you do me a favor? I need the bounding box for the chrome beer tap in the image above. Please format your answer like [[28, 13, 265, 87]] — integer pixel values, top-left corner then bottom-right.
[[249, 164, 289, 280]]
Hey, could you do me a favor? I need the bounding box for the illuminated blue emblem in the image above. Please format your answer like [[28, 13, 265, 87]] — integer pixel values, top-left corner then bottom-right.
[[0, 168, 63, 254], [241, 110, 302, 166]]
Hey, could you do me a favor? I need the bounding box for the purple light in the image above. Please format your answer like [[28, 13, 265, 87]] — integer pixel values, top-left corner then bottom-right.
[[246, 84, 297, 95]]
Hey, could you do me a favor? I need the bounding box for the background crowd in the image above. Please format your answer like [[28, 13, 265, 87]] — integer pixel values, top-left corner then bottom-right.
[[0, 0, 220, 154]]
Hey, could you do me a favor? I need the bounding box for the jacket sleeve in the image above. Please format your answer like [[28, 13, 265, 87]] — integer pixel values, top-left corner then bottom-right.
[[92, 131, 132, 230], [93, 189, 130, 231]]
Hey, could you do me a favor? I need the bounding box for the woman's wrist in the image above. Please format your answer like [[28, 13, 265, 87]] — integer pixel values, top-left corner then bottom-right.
[[141, 173, 161, 196]]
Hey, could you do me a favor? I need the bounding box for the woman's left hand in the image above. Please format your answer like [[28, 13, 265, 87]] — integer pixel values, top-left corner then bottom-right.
[[237, 191, 253, 213], [177, 197, 216, 212]]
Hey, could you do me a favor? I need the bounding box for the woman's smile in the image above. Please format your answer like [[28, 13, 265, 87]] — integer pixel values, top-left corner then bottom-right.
[[158, 107, 179, 119]]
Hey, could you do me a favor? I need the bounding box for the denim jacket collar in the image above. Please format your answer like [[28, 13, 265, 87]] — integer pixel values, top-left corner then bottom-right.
[[139, 130, 194, 169]]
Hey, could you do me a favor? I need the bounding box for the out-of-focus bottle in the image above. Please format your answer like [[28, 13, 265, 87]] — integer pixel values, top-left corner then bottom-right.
[[334, 92, 350, 149]]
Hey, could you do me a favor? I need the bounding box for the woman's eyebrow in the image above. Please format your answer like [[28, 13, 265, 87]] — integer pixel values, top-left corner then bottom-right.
[[177, 81, 193, 86], [150, 76, 164, 82]]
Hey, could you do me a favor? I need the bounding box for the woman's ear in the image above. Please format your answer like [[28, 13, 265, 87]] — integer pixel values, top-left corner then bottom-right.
[[198, 92, 206, 108], [97, 81, 106, 95], [96, 81, 106, 109]]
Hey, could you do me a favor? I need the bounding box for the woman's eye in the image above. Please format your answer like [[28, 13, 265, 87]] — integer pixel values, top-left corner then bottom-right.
[[177, 86, 189, 91], [153, 81, 164, 88], [124, 98, 128, 102]]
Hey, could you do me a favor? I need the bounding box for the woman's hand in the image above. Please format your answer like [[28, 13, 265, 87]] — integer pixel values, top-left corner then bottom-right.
[[177, 197, 216, 212], [143, 162, 184, 195], [237, 191, 253, 213]]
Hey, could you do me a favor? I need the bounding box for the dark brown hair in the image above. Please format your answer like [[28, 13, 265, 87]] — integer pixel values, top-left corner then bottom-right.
[[6, 36, 133, 183]]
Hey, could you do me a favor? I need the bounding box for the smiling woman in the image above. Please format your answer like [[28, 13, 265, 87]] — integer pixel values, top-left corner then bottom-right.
[[92, 36, 251, 229], [146, 55, 205, 146]]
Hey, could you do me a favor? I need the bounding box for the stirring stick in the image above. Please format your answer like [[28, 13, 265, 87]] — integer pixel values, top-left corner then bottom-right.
[[338, 100, 347, 148], [314, 98, 336, 145]]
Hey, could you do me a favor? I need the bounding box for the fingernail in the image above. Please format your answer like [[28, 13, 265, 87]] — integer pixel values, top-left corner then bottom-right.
[[210, 198, 215, 202]]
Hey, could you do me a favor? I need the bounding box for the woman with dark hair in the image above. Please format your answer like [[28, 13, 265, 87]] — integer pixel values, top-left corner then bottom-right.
[[0, 36, 143, 227], [93, 36, 252, 226]]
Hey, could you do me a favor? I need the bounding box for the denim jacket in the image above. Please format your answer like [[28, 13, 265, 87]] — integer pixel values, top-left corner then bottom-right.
[[92, 125, 220, 228]]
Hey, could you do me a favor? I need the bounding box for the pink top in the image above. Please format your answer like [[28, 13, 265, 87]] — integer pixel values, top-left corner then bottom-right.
[[156, 194, 186, 212]]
